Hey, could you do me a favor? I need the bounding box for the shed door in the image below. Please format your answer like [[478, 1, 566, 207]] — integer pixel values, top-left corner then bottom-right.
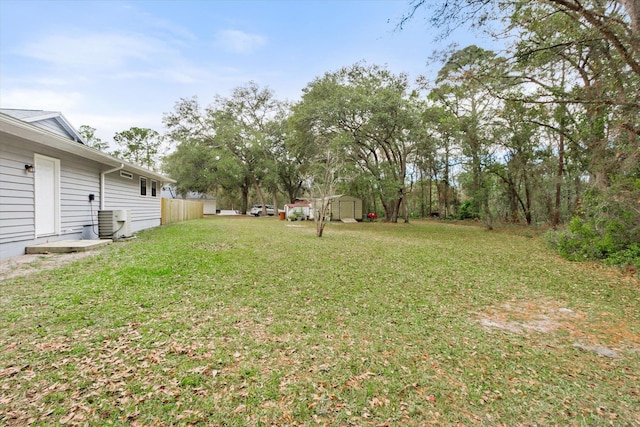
[[339, 201, 355, 219], [34, 154, 60, 236]]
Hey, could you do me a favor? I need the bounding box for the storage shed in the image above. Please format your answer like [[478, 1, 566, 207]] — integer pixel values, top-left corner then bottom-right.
[[284, 202, 312, 220], [329, 195, 362, 221]]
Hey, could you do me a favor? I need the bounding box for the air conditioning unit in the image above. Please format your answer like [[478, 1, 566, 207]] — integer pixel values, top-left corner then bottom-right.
[[98, 209, 132, 239]]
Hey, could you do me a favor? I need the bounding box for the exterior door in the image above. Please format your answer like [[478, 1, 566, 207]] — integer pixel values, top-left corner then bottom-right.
[[339, 201, 355, 219], [34, 154, 60, 236]]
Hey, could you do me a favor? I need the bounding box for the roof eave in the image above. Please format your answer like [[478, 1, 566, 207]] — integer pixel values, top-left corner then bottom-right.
[[0, 113, 175, 183]]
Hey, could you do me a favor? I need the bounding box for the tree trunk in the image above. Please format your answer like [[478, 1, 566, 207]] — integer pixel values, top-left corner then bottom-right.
[[509, 183, 519, 223], [624, 0, 640, 36], [524, 176, 532, 225], [402, 190, 410, 223], [272, 192, 279, 216], [390, 195, 402, 223], [241, 184, 249, 215], [428, 172, 433, 217], [253, 180, 268, 216], [552, 132, 564, 228]]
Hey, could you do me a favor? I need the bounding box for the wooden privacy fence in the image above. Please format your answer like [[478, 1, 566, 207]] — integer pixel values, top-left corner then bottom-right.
[[161, 198, 204, 225]]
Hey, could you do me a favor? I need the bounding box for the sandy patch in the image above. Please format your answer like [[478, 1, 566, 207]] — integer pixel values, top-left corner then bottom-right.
[[0, 251, 100, 282], [476, 298, 640, 358]]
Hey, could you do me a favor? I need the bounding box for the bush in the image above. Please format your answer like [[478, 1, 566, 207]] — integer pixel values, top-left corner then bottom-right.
[[549, 217, 609, 260], [546, 181, 640, 271], [604, 244, 640, 270], [458, 200, 480, 220]]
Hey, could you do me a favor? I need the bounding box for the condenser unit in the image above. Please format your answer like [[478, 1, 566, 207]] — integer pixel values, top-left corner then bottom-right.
[[98, 209, 131, 239]]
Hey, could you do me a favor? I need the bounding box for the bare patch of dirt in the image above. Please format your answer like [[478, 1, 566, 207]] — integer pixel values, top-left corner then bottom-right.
[[476, 298, 640, 358], [0, 251, 100, 282], [477, 299, 585, 335]]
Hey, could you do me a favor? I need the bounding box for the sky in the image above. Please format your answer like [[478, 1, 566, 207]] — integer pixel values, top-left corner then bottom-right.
[[0, 0, 497, 144]]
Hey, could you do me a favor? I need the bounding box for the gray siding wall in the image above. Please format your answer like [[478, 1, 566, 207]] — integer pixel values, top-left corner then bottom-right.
[[33, 118, 75, 140], [104, 173, 161, 233], [0, 137, 35, 244], [0, 135, 102, 257], [1, 134, 161, 258]]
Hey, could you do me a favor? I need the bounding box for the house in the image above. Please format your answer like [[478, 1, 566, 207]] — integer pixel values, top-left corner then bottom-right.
[[0, 109, 174, 259]]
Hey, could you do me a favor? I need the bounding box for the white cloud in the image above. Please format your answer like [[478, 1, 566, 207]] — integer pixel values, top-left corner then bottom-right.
[[111, 65, 202, 84], [214, 29, 266, 53], [17, 28, 213, 85], [0, 88, 83, 112], [21, 32, 167, 70]]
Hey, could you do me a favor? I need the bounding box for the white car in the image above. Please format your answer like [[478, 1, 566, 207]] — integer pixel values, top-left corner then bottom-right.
[[249, 204, 275, 216]]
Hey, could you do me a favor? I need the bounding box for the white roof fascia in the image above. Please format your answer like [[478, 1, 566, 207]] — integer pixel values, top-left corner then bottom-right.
[[0, 113, 175, 183], [54, 113, 85, 143]]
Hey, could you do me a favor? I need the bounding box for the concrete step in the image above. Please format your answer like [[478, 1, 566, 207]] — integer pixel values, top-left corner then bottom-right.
[[25, 239, 112, 254]]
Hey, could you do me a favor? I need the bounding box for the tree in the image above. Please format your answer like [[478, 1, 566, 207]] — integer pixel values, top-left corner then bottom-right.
[[430, 45, 506, 228], [162, 137, 245, 199], [78, 125, 109, 151], [310, 143, 344, 237], [402, 0, 640, 266], [211, 82, 288, 216], [163, 84, 289, 215], [113, 127, 163, 170], [291, 63, 419, 223]]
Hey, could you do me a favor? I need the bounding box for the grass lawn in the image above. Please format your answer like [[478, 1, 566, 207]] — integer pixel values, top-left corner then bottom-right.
[[1, 217, 638, 426]]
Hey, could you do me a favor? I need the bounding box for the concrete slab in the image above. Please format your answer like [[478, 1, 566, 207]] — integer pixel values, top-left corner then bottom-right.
[[25, 239, 112, 254], [341, 218, 358, 224]]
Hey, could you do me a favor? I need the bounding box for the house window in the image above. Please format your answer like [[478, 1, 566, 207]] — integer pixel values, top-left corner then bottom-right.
[[120, 171, 133, 179], [140, 177, 147, 196], [151, 180, 158, 197]]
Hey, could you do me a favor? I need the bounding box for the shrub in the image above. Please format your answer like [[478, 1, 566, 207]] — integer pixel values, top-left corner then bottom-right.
[[458, 200, 480, 220], [604, 243, 640, 270], [547, 180, 640, 270]]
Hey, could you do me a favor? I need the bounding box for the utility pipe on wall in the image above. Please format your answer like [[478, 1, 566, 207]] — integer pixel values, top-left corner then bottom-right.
[[100, 164, 124, 210]]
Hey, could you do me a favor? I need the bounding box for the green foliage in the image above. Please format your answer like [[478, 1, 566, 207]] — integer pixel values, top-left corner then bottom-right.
[[604, 244, 640, 270], [550, 217, 606, 261], [290, 62, 419, 222], [457, 200, 480, 220], [78, 125, 109, 152], [164, 84, 292, 212], [548, 181, 640, 268], [113, 127, 163, 170]]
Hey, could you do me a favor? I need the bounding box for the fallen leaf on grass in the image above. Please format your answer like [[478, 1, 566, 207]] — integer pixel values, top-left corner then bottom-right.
[[0, 365, 29, 378], [369, 396, 390, 408], [59, 412, 75, 424], [176, 409, 203, 420]]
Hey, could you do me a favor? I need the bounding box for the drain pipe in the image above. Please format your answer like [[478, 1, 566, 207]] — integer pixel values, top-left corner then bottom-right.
[[100, 164, 124, 210]]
